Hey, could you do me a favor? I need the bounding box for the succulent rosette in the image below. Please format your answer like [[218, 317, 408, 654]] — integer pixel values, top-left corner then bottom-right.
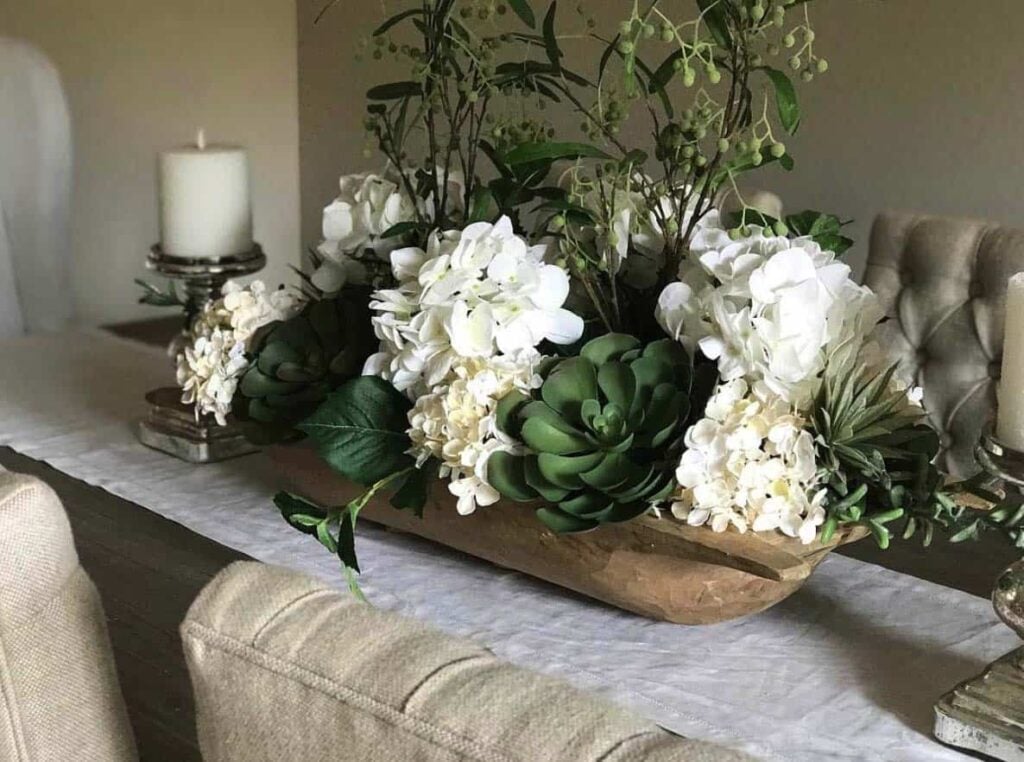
[[487, 333, 709, 533], [235, 292, 375, 438]]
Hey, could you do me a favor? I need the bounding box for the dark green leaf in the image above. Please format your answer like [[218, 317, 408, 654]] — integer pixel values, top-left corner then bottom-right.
[[372, 8, 425, 36], [299, 377, 413, 486], [390, 466, 432, 517], [504, 141, 611, 165], [507, 0, 536, 28], [697, 0, 731, 47], [366, 81, 422, 101], [763, 67, 801, 135], [336, 509, 360, 573], [274, 492, 328, 536], [542, 2, 561, 70]]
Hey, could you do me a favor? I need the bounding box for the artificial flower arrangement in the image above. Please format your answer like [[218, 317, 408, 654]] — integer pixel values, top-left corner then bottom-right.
[[164, 0, 1022, 603]]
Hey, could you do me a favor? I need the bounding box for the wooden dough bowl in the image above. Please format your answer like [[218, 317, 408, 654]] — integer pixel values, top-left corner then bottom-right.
[[270, 445, 868, 625]]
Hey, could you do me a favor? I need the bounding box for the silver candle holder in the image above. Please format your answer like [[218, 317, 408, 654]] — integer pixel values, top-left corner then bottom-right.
[[137, 243, 266, 464], [934, 426, 1024, 760]]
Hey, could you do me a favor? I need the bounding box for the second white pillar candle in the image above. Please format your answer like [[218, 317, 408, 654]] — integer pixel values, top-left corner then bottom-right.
[[997, 273, 1024, 451]]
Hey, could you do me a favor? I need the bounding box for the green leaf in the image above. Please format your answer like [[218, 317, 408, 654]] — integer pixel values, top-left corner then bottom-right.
[[390, 466, 431, 517], [366, 81, 422, 101], [649, 50, 685, 95], [697, 0, 731, 47], [274, 492, 328, 536], [468, 186, 495, 223], [507, 0, 536, 28], [504, 141, 611, 165], [763, 67, 801, 135], [336, 509, 360, 573], [372, 8, 425, 36], [542, 2, 561, 70], [299, 377, 413, 486]]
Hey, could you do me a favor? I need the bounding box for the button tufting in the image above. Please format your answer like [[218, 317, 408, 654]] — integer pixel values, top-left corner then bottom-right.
[[939, 433, 953, 450], [915, 348, 929, 366], [969, 281, 985, 299], [990, 361, 1002, 380]]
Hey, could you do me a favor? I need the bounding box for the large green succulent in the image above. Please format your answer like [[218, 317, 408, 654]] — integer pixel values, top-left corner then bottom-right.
[[235, 291, 374, 440], [488, 333, 706, 533]]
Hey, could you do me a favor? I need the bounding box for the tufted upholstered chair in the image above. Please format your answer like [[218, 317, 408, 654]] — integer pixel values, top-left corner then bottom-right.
[[864, 212, 1024, 478]]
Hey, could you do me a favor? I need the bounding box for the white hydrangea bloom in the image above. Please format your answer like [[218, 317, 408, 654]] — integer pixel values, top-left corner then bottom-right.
[[406, 354, 542, 516], [364, 215, 583, 398], [671, 379, 826, 545], [175, 280, 302, 425], [313, 169, 469, 295], [657, 215, 883, 410]]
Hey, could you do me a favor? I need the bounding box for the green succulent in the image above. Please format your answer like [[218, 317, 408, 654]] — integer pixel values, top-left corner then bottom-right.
[[235, 291, 374, 440], [487, 333, 705, 533]]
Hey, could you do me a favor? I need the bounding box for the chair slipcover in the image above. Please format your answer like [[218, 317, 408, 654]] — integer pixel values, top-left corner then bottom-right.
[[864, 212, 1024, 477], [0, 467, 136, 761], [182, 561, 751, 762], [0, 38, 73, 335]]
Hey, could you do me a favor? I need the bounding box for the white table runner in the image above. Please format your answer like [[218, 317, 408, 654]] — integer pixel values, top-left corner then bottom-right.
[[0, 330, 1016, 761]]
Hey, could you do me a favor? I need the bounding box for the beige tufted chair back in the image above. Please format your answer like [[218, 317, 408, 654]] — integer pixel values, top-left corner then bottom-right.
[[864, 212, 1024, 478]]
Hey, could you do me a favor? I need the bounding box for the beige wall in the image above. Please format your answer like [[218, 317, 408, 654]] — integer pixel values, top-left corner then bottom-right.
[[3, 0, 301, 325], [298, 0, 1024, 275]]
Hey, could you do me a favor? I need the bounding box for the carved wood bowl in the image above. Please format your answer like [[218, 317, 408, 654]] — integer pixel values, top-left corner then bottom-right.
[[270, 445, 868, 625]]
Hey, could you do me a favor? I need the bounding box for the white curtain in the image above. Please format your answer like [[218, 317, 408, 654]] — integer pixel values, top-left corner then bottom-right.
[[0, 205, 24, 338], [0, 38, 72, 335]]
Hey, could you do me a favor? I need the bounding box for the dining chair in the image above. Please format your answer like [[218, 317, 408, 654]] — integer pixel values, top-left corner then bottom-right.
[[0, 467, 136, 761], [0, 37, 73, 337], [864, 212, 1024, 478], [182, 561, 750, 761]]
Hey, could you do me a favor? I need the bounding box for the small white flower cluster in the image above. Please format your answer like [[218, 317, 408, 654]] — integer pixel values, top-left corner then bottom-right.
[[672, 379, 826, 544], [407, 355, 542, 515], [657, 211, 883, 410], [313, 170, 467, 295], [176, 281, 301, 425], [364, 215, 583, 515]]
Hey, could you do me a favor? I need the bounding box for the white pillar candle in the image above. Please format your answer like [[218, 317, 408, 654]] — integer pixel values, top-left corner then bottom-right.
[[158, 129, 253, 258], [997, 273, 1024, 451]]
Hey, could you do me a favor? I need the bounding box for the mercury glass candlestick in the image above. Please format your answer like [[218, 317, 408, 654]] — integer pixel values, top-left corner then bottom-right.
[[934, 427, 1024, 761], [136, 243, 266, 464]]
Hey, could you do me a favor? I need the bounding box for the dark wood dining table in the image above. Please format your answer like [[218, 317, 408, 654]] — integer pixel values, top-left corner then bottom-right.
[[0, 317, 1018, 761]]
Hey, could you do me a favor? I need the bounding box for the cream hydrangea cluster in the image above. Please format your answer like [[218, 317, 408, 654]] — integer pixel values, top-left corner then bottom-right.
[[176, 281, 301, 425], [657, 211, 883, 410], [671, 379, 826, 544], [407, 354, 542, 515], [364, 215, 582, 515]]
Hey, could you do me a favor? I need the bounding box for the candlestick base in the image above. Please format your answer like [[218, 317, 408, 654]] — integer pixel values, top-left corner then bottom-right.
[[934, 426, 1024, 760], [138, 387, 258, 464], [935, 646, 1024, 761]]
